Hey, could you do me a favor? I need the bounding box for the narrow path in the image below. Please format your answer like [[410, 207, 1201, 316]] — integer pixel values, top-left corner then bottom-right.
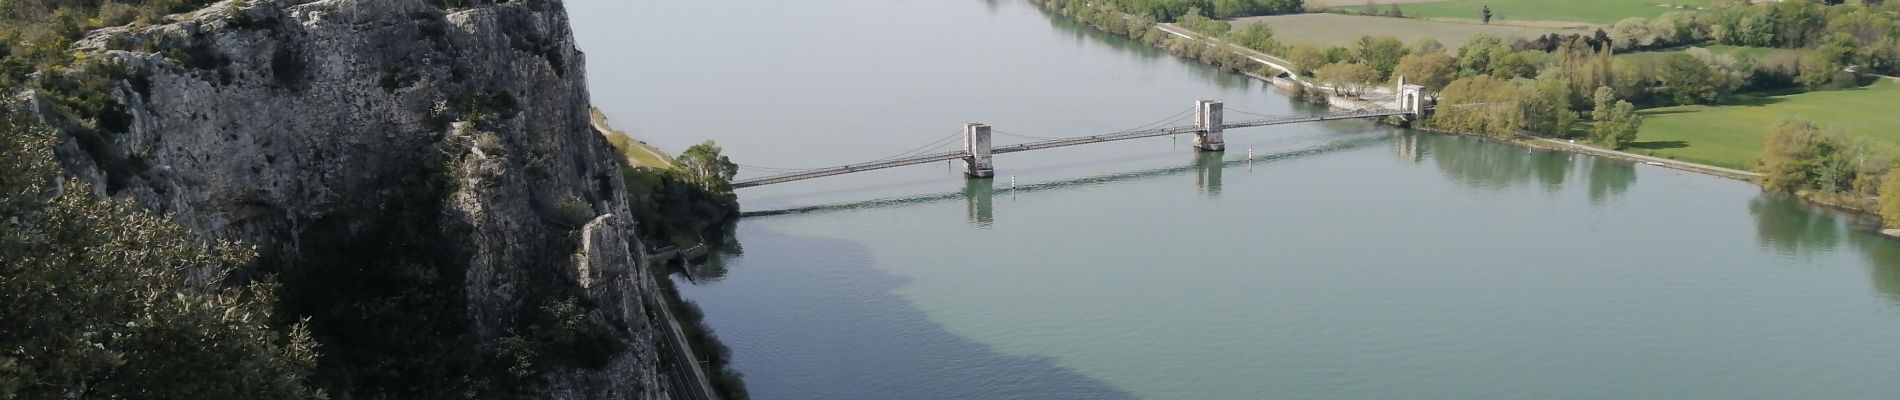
[[1529, 137, 1762, 180], [1153, 23, 1299, 79], [1152, 22, 1396, 98]]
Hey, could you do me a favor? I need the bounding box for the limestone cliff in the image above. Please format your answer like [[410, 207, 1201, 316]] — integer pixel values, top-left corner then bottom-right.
[[31, 0, 674, 397]]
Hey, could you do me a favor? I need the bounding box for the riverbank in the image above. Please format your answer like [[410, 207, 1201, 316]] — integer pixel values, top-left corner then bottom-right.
[[1029, 1, 1900, 236]]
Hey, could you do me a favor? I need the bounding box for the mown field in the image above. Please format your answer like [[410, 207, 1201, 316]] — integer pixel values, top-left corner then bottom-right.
[[1343, 0, 1712, 25], [1229, 13, 1586, 48], [1625, 79, 1900, 170]]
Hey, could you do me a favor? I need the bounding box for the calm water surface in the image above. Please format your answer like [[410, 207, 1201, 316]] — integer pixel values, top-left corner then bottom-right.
[[569, 1, 1900, 398]]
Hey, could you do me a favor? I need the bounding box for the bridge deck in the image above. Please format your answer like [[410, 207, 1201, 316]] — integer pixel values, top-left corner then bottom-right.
[[729, 109, 1409, 189]]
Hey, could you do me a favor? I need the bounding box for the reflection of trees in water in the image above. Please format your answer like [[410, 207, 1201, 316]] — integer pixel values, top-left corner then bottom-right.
[[1848, 232, 1900, 303], [1423, 135, 1573, 192], [680, 223, 742, 284], [1036, 7, 1165, 63], [1535, 152, 1571, 193], [681, 255, 732, 284], [1584, 156, 1636, 205], [1748, 196, 1843, 256], [1750, 195, 1900, 303], [1031, 6, 1254, 90]]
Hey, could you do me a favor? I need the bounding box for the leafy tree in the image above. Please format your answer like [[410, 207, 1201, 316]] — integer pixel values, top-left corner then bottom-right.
[[1596, 100, 1641, 148], [1408, 38, 1445, 56], [1657, 53, 1723, 104], [1175, 7, 1231, 36], [1228, 22, 1283, 54], [1354, 35, 1408, 81], [1487, 50, 1538, 80], [1611, 17, 1656, 51], [677, 141, 739, 195], [1211, 0, 1252, 17], [1648, 12, 1708, 47], [1759, 118, 1831, 192], [1314, 61, 1378, 95], [1390, 52, 1455, 93], [0, 102, 322, 399], [1431, 75, 1526, 138], [1882, 167, 1900, 228], [1523, 72, 1578, 137], [1591, 86, 1616, 122], [1322, 46, 1355, 67], [1797, 36, 1856, 88], [1286, 44, 1329, 76], [1455, 34, 1508, 76]]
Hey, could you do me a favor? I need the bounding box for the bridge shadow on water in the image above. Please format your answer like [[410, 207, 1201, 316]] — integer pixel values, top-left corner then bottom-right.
[[686, 223, 1138, 400]]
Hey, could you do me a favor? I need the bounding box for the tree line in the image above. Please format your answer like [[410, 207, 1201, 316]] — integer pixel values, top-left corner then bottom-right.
[[1756, 118, 1900, 228], [1104, 0, 1304, 21], [1035, 0, 1271, 75], [1032, 0, 1900, 228]]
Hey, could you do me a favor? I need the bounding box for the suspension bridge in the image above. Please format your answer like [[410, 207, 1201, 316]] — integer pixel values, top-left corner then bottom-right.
[[730, 81, 1429, 189]]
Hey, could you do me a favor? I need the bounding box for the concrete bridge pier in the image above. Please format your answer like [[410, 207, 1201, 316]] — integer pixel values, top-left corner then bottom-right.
[[963, 122, 995, 178], [1194, 100, 1225, 151]]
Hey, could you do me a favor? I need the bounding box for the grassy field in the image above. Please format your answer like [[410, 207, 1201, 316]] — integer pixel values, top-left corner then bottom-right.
[[1308, 0, 1447, 6], [1343, 0, 1712, 25], [591, 108, 675, 169], [1624, 79, 1900, 170], [1229, 13, 1587, 49]]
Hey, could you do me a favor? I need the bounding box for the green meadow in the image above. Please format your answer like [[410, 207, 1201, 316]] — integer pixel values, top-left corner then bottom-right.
[[1624, 79, 1900, 170]]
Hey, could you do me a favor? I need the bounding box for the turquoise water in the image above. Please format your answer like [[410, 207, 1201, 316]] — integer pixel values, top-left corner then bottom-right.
[[569, 1, 1900, 398]]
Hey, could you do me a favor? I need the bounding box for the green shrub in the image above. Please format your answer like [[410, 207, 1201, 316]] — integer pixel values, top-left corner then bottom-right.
[[550, 195, 595, 228], [1, 100, 322, 399], [493, 298, 626, 380]]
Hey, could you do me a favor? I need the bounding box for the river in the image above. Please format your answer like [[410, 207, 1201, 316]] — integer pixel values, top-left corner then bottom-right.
[[567, 0, 1900, 398]]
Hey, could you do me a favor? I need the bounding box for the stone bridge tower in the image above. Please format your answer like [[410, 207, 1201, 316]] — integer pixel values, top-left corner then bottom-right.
[[1395, 76, 1428, 120]]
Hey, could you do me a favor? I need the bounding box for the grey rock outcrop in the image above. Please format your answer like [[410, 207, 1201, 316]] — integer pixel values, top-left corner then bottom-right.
[[35, 0, 674, 397]]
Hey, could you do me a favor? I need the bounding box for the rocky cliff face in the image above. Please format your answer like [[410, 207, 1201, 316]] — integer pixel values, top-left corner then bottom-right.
[[34, 0, 671, 397]]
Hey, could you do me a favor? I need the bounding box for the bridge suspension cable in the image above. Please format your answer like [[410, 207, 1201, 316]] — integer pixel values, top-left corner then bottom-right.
[[990, 106, 1194, 144], [1118, 106, 1196, 133], [736, 130, 964, 174], [992, 129, 1061, 141], [859, 131, 963, 162], [1224, 107, 1284, 119], [736, 163, 822, 172]]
